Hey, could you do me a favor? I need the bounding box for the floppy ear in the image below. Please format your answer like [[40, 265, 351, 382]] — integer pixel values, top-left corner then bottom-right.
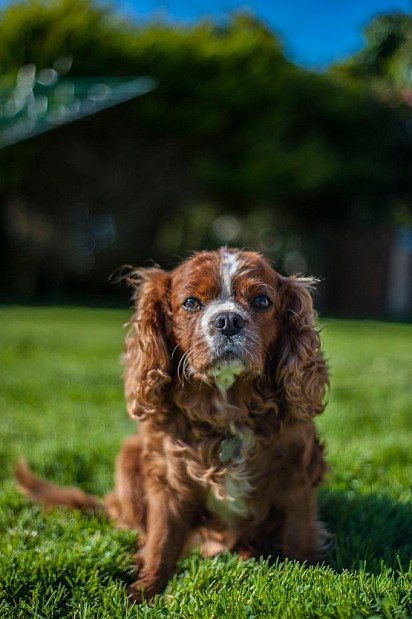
[[124, 268, 172, 420], [275, 275, 328, 421]]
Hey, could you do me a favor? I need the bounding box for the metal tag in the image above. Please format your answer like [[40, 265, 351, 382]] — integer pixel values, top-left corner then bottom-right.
[[219, 436, 242, 463]]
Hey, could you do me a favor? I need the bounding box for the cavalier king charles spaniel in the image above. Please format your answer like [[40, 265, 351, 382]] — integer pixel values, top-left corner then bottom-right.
[[16, 248, 329, 602]]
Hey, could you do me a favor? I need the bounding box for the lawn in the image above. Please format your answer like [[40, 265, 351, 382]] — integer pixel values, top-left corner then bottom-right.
[[0, 307, 411, 618]]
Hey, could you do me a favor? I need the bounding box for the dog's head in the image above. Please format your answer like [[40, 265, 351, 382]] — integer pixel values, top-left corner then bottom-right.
[[124, 248, 327, 421], [169, 249, 278, 382]]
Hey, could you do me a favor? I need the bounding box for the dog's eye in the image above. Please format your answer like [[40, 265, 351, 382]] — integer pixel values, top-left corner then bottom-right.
[[252, 295, 271, 309], [183, 297, 202, 311]]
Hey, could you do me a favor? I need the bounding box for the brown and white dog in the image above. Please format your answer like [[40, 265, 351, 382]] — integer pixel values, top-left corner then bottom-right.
[[16, 248, 329, 602]]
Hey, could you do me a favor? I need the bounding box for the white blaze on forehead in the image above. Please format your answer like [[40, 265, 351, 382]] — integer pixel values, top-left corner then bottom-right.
[[198, 250, 247, 379], [220, 250, 239, 299], [199, 250, 243, 337]]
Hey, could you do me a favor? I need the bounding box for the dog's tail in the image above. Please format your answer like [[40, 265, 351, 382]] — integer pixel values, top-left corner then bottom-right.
[[15, 459, 103, 512]]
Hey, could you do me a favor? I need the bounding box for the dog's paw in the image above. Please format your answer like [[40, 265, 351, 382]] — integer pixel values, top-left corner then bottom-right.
[[128, 577, 163, 604], [236, 546, 258, 561]]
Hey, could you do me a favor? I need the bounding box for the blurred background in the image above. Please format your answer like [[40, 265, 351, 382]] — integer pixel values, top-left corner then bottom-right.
[[0, 0, 411, 318]]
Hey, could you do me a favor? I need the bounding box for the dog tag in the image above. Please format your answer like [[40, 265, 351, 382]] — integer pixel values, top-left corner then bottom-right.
[[219, 436, 242, 463]]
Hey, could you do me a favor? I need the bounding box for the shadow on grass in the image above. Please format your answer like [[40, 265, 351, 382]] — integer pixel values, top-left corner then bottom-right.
[[4, 449, 411, 580], [319, 489, 412, 572], [2, 483, 410, 618]]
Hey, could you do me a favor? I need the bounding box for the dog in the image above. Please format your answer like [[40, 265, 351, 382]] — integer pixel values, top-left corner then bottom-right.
[[16, 248, 329, 602]]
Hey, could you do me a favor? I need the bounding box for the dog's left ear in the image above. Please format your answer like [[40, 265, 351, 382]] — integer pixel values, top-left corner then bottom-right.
[[274, 275, 328, 421]]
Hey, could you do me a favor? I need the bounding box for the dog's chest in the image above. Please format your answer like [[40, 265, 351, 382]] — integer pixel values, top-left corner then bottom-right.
[[206, 428, 254, 524], [206, 469, 251, 523]]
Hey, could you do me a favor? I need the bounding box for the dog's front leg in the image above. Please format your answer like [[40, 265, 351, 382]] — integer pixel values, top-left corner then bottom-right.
[[128, 486, 193, 603], [280, 483, 326, 564]]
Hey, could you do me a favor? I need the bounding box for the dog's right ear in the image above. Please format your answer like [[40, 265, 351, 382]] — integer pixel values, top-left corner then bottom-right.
[[124, 268, 172, 420]]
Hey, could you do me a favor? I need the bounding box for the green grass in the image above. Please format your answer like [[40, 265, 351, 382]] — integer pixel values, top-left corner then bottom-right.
[[0, 307, 411, 618]]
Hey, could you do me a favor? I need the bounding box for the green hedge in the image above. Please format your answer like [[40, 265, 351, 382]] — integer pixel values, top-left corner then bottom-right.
[[0, 0, 410, 228]]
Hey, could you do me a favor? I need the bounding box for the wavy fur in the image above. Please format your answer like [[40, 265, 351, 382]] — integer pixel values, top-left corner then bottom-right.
[[16, 248, 330, 604]]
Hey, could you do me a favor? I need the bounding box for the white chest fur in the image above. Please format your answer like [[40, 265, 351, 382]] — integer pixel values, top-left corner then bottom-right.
[[206, 428, 254, 525]]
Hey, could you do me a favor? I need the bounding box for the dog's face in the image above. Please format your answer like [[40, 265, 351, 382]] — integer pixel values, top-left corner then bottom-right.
[[125, 247, 327, 421], [170, 249, 279, 382]]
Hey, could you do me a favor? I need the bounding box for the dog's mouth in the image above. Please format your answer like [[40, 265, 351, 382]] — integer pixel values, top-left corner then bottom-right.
[[189, 336, 260, 388], [215, 347, 242, 362], [213, 335, 245, 360]]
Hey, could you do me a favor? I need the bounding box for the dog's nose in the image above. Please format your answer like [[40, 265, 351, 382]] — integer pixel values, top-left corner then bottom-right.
[[214, 312, 245, 337]]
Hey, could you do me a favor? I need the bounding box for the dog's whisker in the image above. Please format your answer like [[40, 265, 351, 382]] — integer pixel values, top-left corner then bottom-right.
[[171, 344, 180, 360]]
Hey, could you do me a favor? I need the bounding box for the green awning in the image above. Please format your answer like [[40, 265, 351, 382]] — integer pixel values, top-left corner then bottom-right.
[[0, 67, 157, 148]]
